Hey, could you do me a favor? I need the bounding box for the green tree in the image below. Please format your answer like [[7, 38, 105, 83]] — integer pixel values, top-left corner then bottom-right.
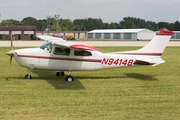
[[108, 22, 116, 29], [36, 19, 47, 31], [103, 23, 109, 29], [1, 20, 13, 25], [21, 17, 37, 25], [121, 19, 135, 29], [157, 22, 170, 30], [173, 21, 180, 31], [146, 21, 157, 30], [8, 19, 22, 25], [73, 18, 104, 31], [49, 17, 56, 31], [146, 24, 155, 31], [120, 17, 147, 29], [73, 19, 85, 31], [60, 19, 73, 31]]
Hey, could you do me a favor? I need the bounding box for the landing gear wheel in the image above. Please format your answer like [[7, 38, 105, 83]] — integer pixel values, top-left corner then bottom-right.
[[56, 71, 65, 76], [65, 75, 74, 82], [24, 74, 32, 79]]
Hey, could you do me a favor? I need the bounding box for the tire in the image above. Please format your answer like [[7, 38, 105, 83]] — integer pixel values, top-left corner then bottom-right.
[[56, 72, 60, 76], [65, 75, 74, 82], [56, 71, 65, 76], [24, 74, 32, 79], [60, 71, 65, 76]]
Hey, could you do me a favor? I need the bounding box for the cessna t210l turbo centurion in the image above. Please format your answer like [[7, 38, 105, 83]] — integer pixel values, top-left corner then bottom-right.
[[7, 29, 174, 82]]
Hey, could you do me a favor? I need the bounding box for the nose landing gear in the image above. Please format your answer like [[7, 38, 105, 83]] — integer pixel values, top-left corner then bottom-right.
[[24, 69, 32, 79]]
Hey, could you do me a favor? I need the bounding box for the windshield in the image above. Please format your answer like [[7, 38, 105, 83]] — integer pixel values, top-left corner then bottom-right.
[[39, 42, 53, 53]]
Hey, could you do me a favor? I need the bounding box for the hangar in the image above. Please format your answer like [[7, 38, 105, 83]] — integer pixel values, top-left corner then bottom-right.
[[87, 29, 156, 40], [167, 31, 180, 39], [0, 25, 36, 40]]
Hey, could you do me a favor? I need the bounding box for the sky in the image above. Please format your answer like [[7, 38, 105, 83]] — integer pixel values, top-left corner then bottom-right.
[[0, 0, 179, 23]]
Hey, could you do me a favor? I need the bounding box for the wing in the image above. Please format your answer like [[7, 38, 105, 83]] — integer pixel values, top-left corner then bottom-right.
[[37, 35, 65, 42], [54, 41, 99, 51], [37, 35, 98, 51], [70, 43, 99, 51]]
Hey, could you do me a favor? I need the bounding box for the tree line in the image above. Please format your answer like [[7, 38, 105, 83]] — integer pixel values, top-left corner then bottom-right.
[[1, 16, 180, 31]]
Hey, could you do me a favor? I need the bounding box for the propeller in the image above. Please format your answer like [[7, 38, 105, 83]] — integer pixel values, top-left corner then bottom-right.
[[6, 50, 14, 64], [6, 34, 15, 64]]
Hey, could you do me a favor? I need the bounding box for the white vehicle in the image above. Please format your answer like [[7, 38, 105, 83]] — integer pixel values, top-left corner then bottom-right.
[[7, 29, 174, 82]]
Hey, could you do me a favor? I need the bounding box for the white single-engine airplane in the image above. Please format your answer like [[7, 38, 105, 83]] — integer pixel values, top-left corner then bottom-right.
[[7, 29, 174, 82]]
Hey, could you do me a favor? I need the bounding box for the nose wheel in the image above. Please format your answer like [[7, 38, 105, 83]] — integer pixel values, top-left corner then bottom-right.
[[24, 69, 32, 79], [24, 74, 32, 79]]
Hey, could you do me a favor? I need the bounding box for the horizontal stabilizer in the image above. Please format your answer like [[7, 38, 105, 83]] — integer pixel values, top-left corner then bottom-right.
[[134, 57, 165, 66]]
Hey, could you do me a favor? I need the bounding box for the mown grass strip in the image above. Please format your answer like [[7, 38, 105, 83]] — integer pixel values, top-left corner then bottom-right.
[[0, 47, 179, 120]]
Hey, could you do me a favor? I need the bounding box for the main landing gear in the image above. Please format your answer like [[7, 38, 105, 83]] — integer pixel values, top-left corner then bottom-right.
[[56, 71, 65, 77], [56, 71, 74, 82], [24, 70, 74, 82]]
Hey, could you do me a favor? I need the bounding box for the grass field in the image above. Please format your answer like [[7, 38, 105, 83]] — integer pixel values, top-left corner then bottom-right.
[[0, 46, 180, 120]]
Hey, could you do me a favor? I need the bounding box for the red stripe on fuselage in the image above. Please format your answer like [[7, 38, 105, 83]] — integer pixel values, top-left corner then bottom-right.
[[17, 54, 102, 63]]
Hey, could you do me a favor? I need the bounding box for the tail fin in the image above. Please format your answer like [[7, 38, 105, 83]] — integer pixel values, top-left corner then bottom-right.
[[116, 29, 174, 56], [136, 29, 174, 55], [136, 35, 171, 54], [114, 29, 174, 66]]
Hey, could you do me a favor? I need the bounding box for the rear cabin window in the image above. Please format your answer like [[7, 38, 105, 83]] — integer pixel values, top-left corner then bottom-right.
[[54, 47, 70, 55], [74, 50, 92, 56]]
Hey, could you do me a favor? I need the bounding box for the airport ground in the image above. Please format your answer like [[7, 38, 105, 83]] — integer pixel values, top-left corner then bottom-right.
[[0, 40, 180, 47], [0, 46, 179, 119]]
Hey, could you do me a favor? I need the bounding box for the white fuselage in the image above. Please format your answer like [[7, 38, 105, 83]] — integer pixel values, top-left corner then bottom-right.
[[13, 47, 147, 71]]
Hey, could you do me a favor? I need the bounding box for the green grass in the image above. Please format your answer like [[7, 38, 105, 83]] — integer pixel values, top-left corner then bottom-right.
[[0, 46, 180, 120]]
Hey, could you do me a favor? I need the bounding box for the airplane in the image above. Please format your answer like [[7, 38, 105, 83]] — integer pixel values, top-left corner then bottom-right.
[[6, 29, 174, 82]]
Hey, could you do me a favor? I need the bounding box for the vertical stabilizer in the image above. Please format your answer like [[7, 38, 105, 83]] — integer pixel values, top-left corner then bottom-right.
[[135, 29, 174, 55]]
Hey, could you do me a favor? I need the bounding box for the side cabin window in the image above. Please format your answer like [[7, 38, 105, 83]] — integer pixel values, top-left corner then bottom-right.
[[54, 47, 70, 56], [74, 49, 92, 56]]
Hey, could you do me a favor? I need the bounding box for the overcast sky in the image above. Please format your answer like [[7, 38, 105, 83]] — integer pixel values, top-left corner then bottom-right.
[[0, 0, 179, 23]]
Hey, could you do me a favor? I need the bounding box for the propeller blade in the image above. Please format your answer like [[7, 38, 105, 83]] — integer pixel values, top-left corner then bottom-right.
[[11, 34, 14, 51], [10, 56, 13, 64], [7, 34, 15, 65]]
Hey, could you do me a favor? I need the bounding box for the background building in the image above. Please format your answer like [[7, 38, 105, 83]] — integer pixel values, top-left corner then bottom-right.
[[87, 29, 156, 40], [36, 31, 87, 40], [166, 31, 180, 39], [0, 25, 36, 40]]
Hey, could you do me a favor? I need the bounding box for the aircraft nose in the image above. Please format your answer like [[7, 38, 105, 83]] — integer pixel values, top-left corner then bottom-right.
[[6, 50, 14, 57]]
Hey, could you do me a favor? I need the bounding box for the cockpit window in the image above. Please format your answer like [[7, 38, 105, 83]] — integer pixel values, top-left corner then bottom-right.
[[74, 49, 92, 56], [54, 47, 70, 56], [39, 42, 53, 53]]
